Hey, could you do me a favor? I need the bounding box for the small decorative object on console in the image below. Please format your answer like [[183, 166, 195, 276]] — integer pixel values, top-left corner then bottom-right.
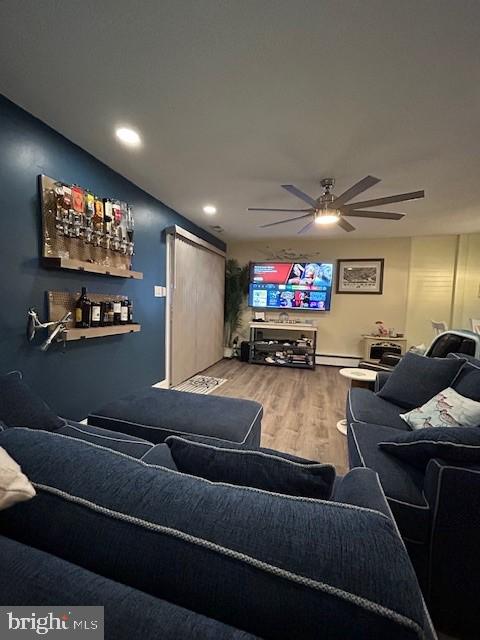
[[374, 320, 389, 336]]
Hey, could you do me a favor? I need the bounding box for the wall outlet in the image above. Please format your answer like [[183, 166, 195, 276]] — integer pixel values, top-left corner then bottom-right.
[[154, 285, 166, 298]]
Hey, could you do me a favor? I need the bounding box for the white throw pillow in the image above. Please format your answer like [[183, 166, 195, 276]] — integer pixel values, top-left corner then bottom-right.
[[401, 387, 480, 430], [0, 446, 36, 510]]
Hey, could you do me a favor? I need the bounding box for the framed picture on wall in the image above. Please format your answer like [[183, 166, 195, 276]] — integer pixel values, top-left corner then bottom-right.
[[336, 258, 384, 294]]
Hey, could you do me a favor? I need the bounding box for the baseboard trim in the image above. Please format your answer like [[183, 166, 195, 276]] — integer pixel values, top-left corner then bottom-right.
[[315, 354, 361, 367], [152, 379, 169, 389]]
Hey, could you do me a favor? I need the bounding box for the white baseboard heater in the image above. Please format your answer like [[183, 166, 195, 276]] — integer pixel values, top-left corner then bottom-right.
[[315, 354, 361, 367]]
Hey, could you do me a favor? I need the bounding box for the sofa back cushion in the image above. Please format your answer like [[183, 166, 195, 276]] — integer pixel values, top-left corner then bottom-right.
[[378, 426, 480, 469], [377, 352, 466, 410], [166, 436, 335, 499], [0, 535, 256, 640], [58, 421, 155, 459], [0, 428, 434, 640], [0, 372, 64, 431], [448, 353, 480, 402]]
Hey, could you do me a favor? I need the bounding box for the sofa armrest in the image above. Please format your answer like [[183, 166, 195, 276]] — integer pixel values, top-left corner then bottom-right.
[[423, 458, 480, 637], [374, 371, 391, 392], [333, 467, 392, 519]]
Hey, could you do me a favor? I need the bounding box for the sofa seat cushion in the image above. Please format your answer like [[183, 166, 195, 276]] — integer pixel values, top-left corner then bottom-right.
[[88, 387, 262, 447], [376, 352, 466, 410], [347, 388, 409, 431], [348, 422, 430, 544], [58, 421, 154, 458], [166, 436, 335, 499], [0, 428, 434, 640], [0, 371, 64, 431], [0, 535, 256, 640]]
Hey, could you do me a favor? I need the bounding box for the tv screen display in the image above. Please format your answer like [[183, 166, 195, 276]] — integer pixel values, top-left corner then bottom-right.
[[248, 262, 333, 311]]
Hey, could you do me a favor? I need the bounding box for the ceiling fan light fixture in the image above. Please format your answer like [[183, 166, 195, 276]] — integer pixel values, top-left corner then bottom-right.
[[315, 209, 340, 225]]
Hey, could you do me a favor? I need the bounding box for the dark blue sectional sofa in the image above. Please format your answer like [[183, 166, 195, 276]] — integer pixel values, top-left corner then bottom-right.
[[346, 352, 480, 639], [0, 369, 437, 639]]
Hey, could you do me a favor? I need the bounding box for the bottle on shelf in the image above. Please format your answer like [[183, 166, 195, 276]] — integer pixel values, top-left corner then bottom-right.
[[75, 287, 91, 329], [90, 299, 101, 328], [127, 298, 133, 323], [120, 299, 129, 324], [113, 299, 122, 325], [107, 302, 115, 326], [103, 199, 113, 249]]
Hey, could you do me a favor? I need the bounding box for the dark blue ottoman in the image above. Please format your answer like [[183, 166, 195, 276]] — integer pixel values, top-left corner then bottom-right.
[[88, 387, 262, 447]]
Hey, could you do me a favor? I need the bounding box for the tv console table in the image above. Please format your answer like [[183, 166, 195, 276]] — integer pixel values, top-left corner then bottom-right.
[[248, 322, 317, 370]]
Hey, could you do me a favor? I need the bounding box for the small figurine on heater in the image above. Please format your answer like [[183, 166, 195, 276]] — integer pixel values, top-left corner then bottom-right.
[[375, 320, 389, 337]]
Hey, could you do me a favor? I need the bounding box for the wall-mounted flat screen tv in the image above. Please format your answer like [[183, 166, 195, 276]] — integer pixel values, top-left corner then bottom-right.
[[248, 262, 333, 311]]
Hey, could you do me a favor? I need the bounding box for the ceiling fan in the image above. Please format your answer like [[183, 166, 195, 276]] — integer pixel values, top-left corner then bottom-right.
[[248, 176, 424, 233]]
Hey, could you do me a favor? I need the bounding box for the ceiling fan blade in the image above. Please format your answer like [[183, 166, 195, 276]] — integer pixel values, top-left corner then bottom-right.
[[281, 184, 318, 208], [259, 213, 313, 229], [345, 210, 405, 220], [341, 190, 424, 210], [337, 217, 355, 232], [331, 175, 380, 208], [297, 221, 315, 235], [248, 208, 311, 213]]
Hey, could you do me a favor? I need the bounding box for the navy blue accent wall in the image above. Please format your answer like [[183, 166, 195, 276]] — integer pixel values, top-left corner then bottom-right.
[[0, 95, 225, 420]]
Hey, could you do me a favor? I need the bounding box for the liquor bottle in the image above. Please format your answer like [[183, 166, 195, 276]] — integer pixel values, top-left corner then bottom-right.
[[91, 300, 101, 327], [103, 301, 113, 326], [127, 299, 133, 323], [113, 299, 122, 325], [104, 199, 113, 249], [75, 287, 91, 329], [100, 301, 108, 327], [71, 185, 85, 238], [120, 299, 129, 324]]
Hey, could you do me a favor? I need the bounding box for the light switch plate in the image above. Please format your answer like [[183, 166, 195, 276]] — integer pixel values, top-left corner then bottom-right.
[[154, 285, 166, 298]]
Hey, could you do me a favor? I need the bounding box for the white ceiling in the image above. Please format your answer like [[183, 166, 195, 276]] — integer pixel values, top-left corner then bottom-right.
[[1, 0, 479, 241]]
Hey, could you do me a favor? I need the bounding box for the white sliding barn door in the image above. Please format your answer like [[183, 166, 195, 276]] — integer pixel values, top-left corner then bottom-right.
[[168, 228, 225, 386]]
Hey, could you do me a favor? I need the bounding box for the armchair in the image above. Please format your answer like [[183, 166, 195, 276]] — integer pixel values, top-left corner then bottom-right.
[[359, 330, 480, 373]]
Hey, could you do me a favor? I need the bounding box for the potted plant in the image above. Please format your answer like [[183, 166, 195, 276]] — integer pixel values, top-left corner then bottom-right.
[[224, 259, 249, 358]]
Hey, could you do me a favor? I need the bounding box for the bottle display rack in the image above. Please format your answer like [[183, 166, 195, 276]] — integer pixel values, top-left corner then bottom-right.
[[47, 290, 140, 342], [40, 175, 143, 279]]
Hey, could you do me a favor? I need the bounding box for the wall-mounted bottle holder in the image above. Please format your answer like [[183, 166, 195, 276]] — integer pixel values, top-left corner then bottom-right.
[[40, 175, 143, 279], [47, 290, 141, 343]]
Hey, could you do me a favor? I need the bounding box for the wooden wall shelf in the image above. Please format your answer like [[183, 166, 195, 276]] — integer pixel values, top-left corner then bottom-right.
[[42, 257, 143, 279], [64, 324, 141, 342]]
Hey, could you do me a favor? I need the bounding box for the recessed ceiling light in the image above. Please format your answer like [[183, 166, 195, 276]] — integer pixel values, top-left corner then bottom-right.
[[203, 205, 217, 215], [115, 127, 141, 147]]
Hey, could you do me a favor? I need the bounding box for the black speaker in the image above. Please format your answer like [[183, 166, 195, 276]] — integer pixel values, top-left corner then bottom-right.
[[240, 341, 250, 362]]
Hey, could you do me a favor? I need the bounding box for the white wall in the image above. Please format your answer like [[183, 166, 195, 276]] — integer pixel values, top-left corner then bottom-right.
[[405, 236, 459, 346], [228, 232, 480, 358], [228, 236, 411, 357], [452, 233, 480, 330]]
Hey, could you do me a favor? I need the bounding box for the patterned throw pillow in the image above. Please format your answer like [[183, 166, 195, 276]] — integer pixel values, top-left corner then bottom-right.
[[400, 387, 480, 430]]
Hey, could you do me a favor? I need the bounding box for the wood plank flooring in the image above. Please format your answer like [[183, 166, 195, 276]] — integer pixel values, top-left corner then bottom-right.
[[203, 359, 349, 473]]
